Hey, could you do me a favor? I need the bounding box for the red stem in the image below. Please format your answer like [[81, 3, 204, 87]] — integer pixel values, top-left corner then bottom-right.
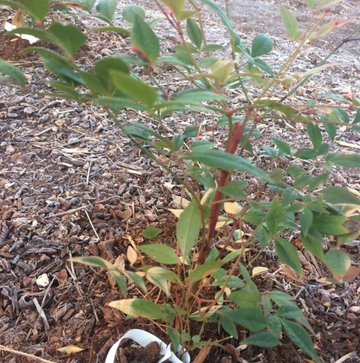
[[197, 121, 246, 264]]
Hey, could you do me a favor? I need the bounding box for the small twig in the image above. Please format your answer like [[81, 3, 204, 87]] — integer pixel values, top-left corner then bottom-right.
[[33, 298, 50, 331], [0, 345, 56, 363], [86, 161, 92, 185], [85, 210, 100, 240], [47, 206, 87, 218]]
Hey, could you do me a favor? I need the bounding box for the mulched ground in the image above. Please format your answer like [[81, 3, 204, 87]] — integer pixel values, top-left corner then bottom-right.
[[1, 1, 360, 362]]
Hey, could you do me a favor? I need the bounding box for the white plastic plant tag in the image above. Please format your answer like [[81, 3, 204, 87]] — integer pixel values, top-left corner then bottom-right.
[[4, 23, 39, 44], [105, 329, 190, 363]]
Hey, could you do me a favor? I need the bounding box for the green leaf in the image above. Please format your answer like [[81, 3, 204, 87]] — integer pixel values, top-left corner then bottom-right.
[[6, 27, 58, 46], [281, 319, 320, 363], [188, 261, 224, 284], [0, 0, 26, 11], [218, 307, 238, 339], [181, 149, 271, 182], [277, 304, 303, 319], [318, 0, 342, 10], [177, 199, 201, 258], [22, 47, 77, 69], [146, 267, 181, 296], [123, 271, 147, 293], [327, 152, 360, 168], [243, 332, 279, 347], [286, 165, 305, 178], [268, 316, 282, 336], [218, 180, 247, 200], [89, 26, 130, 36], [325, 250, 351, 277], [304, 0, 316, 9], [230, 287, 261, 309], [0, 59, 26, 87], [243, 210, 266, 224], [269, 169, 284, 183], [174, 89, 227, 102], [186, 18, 202, 49], [141, 227, 162, 239], [294, 174, 313, 188], [161, 0, 185, 17], [109, 299, 166, 319], [20, 0, 48, 21], [213, 275, 245, 288], [309, 173, 329, 191], [131, 14, 160, 64], [110, 270, 127, 296], [307, 122, 322, 152], [279, 5, 299, 40], [166, 327, 180, 351], [353, 109, 360, 124], [199, 0, 237, 43], [319, 186, 360, 206], [301, 229, 325, 262], [122, 4, 145, 23], [79, 71, 108, 95], [111, 71, 158, 109], [262, 146, 277, 158], [293, 148, 316, 160], [312, 214, 360, 235], [321, 118, 337, 141], [268, 291, 292, 305], [273, 137, 291, 155], [251, 34, 273, 58], [44, 23, 84, 58], [96, 0, 117, 21], [267, 197, 286, 235], [71, 256, 113, 269], [46, 81, 80, 99], [253, 59, 274, 77], [139, 244, 180, 264], [226, 308, 268, 332], [275, 238, 302, 275], [201, 44, 224, 52], [198, 56, 219, 68], [95, 57, 129, 78], [299, 208, 313, 237], [173, 43, 198, 53]]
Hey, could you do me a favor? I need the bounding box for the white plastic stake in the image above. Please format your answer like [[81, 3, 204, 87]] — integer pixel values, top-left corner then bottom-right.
[[105, 329, 190, 363]]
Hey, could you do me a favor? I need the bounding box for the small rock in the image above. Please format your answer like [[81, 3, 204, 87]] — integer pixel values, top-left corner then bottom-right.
[[36, 273, 49, 288], [23, 106, 36, 115], [68, 137, 80, 145], [23, 196, 35, 205], [102, 173, 112, 179], [7, 113, 18, 118], [5, 145, 15, 154]]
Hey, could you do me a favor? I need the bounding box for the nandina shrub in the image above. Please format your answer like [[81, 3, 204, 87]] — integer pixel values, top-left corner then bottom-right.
[[1, 0, 360, 361]]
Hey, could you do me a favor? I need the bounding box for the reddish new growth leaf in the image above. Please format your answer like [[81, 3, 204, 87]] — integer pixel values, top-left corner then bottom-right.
[[132, 46, 150, 63]]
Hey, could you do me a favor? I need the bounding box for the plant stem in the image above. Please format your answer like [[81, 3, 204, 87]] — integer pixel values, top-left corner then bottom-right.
[[199, 244, 245, 316]]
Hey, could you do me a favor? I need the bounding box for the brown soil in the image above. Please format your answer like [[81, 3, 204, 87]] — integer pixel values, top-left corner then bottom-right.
[[1, 1, 360, 363], [0, 33, 37, 61]]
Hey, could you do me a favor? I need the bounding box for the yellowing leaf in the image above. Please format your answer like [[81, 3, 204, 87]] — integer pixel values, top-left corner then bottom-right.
[[309, 20, 353, 43], [318, 0, 343, 10], [169, 209, 184, 218], [201, 188, 215, 205], [57, 345, 84, 354], [127, 246, 138, 265], [211, 59, 234, 85], [172, 195, 190, 208], [224, 202, 242, 215], [252, 267, 269, 277]]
